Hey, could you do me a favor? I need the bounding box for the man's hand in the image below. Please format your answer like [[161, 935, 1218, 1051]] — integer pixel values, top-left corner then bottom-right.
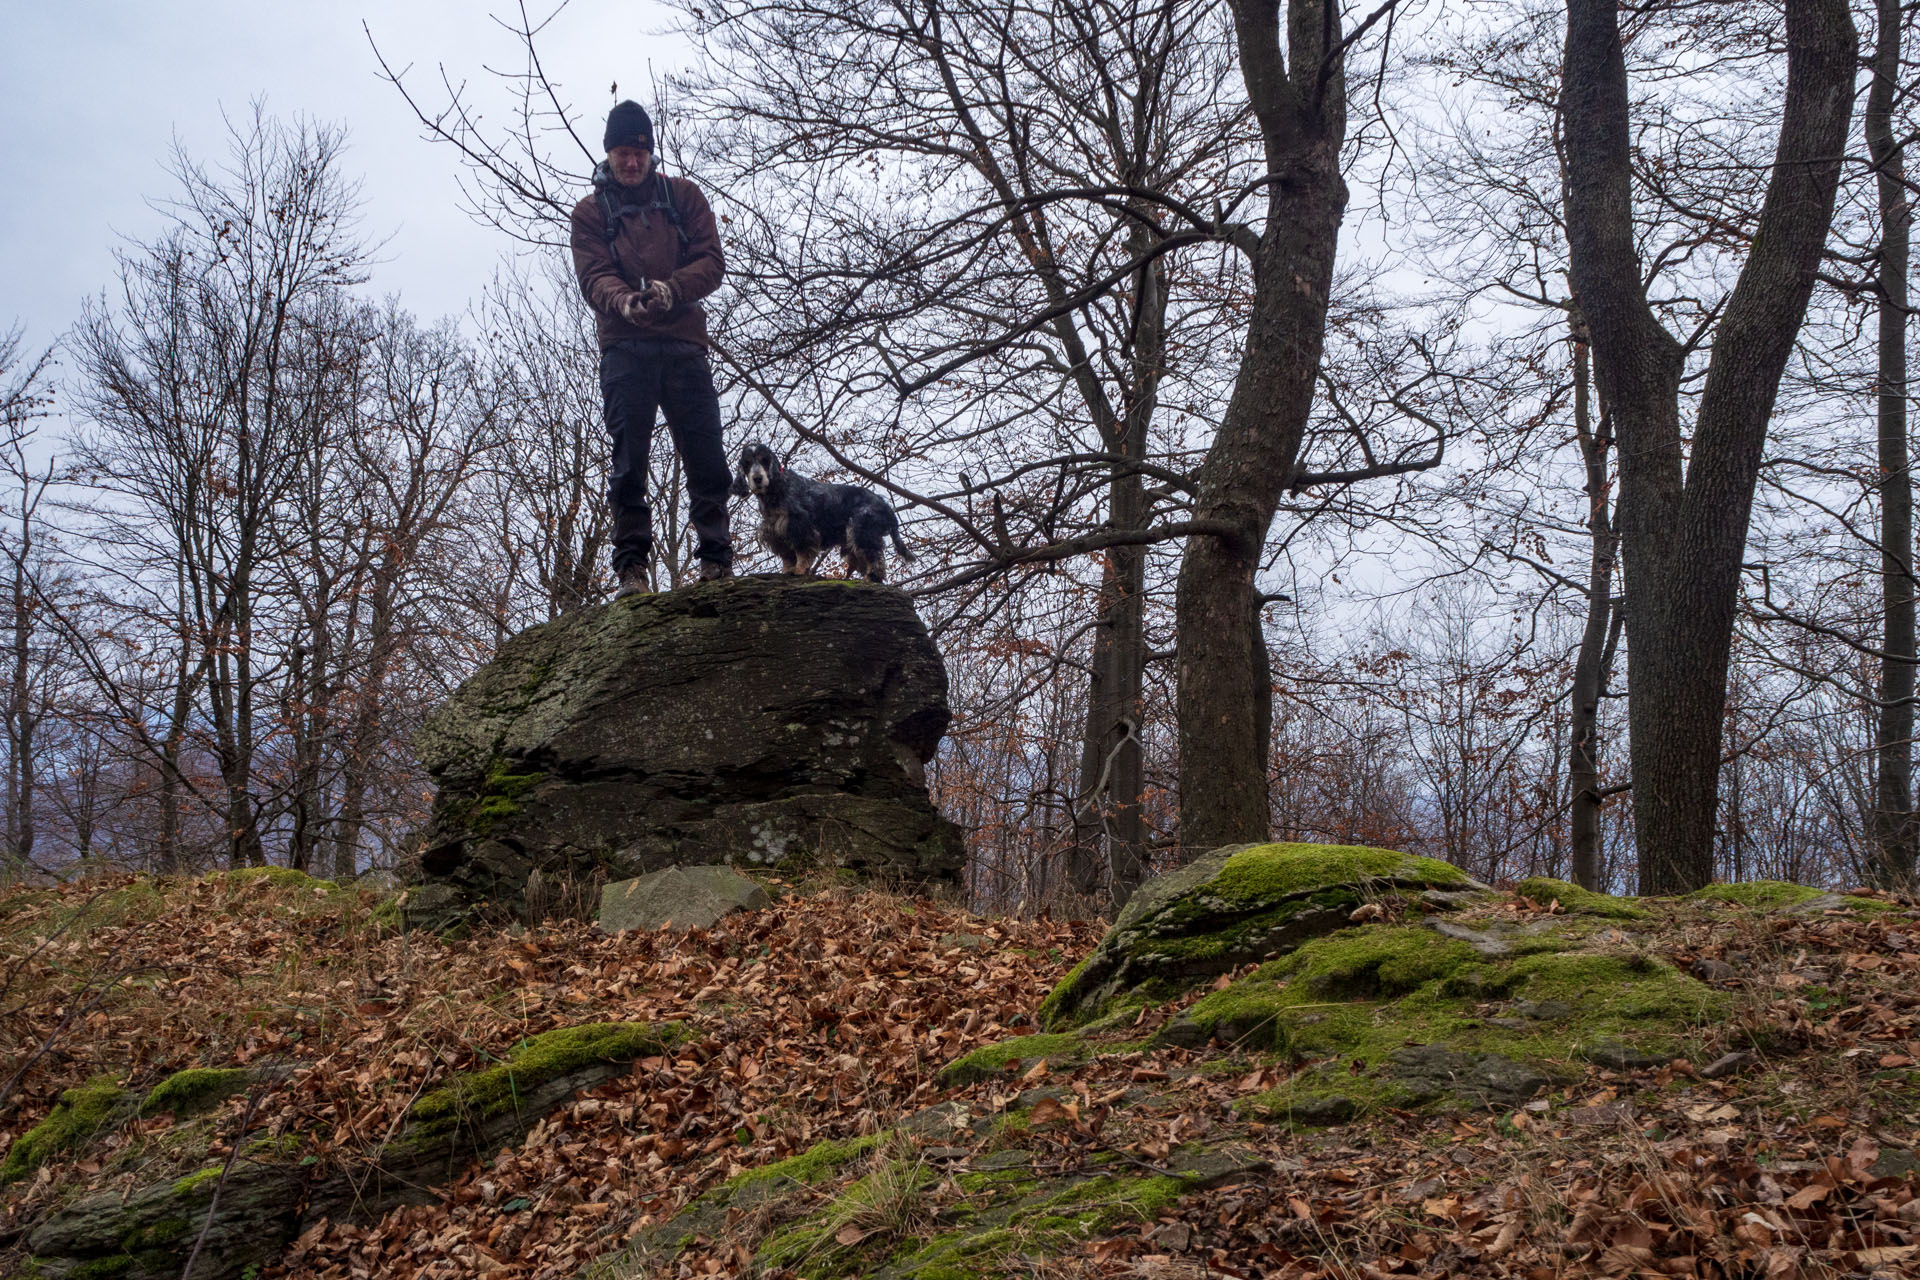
[[617, 291, 652, 325], [642, 279, 675, 313]]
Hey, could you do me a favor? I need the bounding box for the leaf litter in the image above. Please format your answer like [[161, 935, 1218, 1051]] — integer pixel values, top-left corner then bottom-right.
[[1, 874, 1917, 1280]]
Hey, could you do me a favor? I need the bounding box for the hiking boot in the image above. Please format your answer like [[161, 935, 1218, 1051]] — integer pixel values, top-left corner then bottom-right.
[[614, 565, 651, 599], [697, 560, 733, 583]]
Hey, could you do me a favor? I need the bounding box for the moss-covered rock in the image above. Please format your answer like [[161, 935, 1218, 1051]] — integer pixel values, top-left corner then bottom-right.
[[23, 1158, 306, 1280], [138, 1068, 251, 1119], [1, 1076, 129, 1184], [407, 1021, 690, 1143], [309, 1020, 695, 1227], [1514, 877, 1648, 919], [614, 1131, 1240, 1280], [1039, 842, 1483, 1029], [592, 1133, 886, 1273], [1193, 921, 1728, 1124]]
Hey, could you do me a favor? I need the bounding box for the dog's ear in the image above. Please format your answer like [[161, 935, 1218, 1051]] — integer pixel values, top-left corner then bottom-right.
[[729, 471, 749, 499]]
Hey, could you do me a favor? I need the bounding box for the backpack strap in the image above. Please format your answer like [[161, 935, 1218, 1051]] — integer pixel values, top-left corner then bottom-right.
[[596, 169, 692, 276], [654, 171, 691, 266]]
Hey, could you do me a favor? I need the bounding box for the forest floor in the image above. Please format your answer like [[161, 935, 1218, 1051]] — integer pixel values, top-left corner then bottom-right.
[[2, 869, 1918, 1280]]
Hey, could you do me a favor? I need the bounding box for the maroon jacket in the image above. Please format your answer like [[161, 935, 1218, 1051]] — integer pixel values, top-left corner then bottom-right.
[[571, 168, 725, 350]]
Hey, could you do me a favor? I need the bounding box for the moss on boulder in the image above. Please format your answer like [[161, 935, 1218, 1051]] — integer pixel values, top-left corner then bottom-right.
[[1038, 842, 1482, 1029], [1, 1075, 129, 1184], [406, 1021, 690, 1143], [1164, 920, 1730, 1124], [138, 1068, 251, 1118]]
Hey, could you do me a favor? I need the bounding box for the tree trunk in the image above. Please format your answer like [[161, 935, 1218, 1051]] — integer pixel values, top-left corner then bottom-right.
[[1561, 0, 1856, 893], [1069, 242, 1162, 907], [1566, 324, 1617, 889], [1177, 0, 1348, 851], [1869, 0, 1916, 889]]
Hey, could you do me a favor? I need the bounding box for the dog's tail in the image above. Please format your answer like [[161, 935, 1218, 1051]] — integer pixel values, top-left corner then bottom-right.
[[889, 515, 915, 563]]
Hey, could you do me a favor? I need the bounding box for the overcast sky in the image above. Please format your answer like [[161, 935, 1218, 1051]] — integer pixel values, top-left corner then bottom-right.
[[2, 0, 688, 356]]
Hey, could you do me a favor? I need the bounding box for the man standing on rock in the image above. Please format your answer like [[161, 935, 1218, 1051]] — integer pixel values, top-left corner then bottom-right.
[[572, 99, 733, 596]]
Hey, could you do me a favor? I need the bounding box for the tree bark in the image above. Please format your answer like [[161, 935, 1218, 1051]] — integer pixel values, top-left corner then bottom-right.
[[1561, 0, 1856, 892], [1069, 241, 1162, 907], [1176, 0, 1348, 850], [1869, 0, 1916, 889], [1566, 322, 1617, 890]]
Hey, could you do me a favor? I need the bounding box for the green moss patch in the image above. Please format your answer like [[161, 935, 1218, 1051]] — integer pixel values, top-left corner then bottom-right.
[[939, 1033, 1091, 1087], [1154, 923, 1728, 1124], [888, 1172, 1184, 1279], [1515, 877, 1648, 919], [1, 1075, 129, 1184], [1689, 881, 1825, 910], [210, 866, 338, 893], [465, 759, 548, 836], [407, 1021, 688, 1141], [727, 1133, 885, 1195], [1207, 843, 1470, 903], [139, 1067, 251, 1118]]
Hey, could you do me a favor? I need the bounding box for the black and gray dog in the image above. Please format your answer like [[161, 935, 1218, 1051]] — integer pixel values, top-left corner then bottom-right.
[[728, 441, 913, 582]]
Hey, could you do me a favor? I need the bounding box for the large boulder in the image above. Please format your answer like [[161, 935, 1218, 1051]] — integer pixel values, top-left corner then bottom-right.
[[403, 576, 964, 931]]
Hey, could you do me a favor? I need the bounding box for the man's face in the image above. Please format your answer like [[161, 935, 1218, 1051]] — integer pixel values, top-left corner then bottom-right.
[[608, 144, 651, 186]]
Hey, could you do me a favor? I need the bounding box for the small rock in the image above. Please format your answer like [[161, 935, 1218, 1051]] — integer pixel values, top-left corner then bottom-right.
[[1699, 1050, 1757, 1080], [936, 931, 992, 951], [1151, 1222, 1193, 1252], [1786, 893, 1849, 914], [597, 865, 771, 933], [1690, 958, 1739, 984], [1565, 1101, 1637, 1126], [1582, 1040, 1676, 1071], [1388, 1045, 1547, 1107], [1282, 1095, 1359, 1126], [1870, 1148, 1920, 1180], [1398, 1176, 1448, 1202], [1511, 999, 1574, 1021], [1425, 919, 1511, 957]]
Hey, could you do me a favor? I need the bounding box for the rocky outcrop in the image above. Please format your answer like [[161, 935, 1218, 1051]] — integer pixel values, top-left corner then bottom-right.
[[404, 576, 964, 931], [1038, 841, 1484, 1029], [1004, 844, 1728, 1127]]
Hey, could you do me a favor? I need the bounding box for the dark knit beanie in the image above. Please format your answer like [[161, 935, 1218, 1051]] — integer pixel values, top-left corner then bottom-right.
[[604, 100, 653, 151]]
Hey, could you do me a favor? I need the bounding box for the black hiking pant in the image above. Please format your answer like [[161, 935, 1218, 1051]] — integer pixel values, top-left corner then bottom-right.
[[599, 339, 734, 577]]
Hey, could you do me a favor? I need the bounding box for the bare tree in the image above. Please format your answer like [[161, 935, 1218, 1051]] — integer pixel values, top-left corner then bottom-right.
[[1562, 0, 1857, 892], [1866, 0, 1915, 887], [69, 108, 369, 870]]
